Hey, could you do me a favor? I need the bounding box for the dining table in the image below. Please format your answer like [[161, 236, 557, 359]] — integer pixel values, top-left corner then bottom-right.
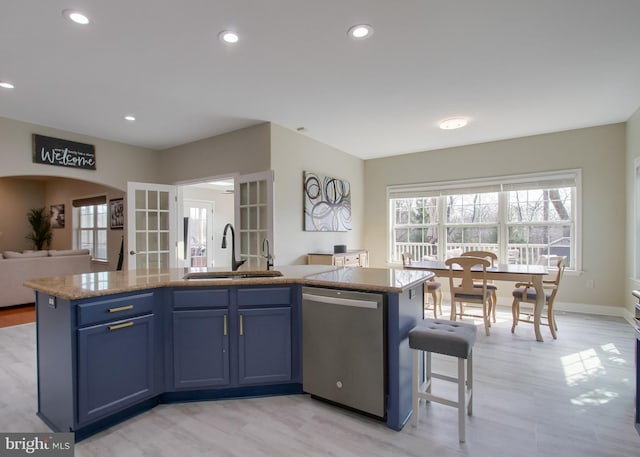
[[403, 259, 549, 342]]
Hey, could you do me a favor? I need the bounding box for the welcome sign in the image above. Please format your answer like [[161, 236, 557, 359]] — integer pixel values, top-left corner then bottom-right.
[[32, 134, 96, 170]]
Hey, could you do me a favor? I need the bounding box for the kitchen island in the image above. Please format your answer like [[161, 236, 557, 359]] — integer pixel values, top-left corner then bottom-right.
[[25, 265, 432, 440]]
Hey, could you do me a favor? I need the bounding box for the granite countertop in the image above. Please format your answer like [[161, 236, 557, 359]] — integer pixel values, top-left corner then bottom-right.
[[23, 265, 434, 300]]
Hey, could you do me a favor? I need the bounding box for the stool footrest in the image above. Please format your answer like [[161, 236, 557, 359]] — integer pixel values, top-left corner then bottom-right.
[[416, 382, 472, 409], [431, 372, 458, 384]]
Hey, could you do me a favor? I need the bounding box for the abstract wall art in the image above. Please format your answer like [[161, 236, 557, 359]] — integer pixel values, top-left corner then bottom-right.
[[304, 171, 352, 231]]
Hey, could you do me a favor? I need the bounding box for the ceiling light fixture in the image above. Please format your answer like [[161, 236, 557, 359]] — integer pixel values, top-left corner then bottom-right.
[[439, 117, 468, 130], [348, 24, 373, 40], [219, 30, 239, 44], [0, 81, 15, 89], [62, 9, 90, 25], [124, 115, 136, 122]]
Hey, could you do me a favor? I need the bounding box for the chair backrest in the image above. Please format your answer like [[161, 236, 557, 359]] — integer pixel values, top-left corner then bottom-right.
[[445, 256, 491, 294], [547, 256, 567, 289], [401, 252, 413, 266], [461, 250, 497, 266], [539, 256, 567, 305]]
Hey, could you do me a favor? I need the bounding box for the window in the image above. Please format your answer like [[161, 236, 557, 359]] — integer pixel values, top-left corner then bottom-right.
[[73, 196, 107, 261], [388, 170, 580, 270]]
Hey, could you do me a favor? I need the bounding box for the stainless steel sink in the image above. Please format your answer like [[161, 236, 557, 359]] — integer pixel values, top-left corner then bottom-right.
[[183, 270, 283, 280]]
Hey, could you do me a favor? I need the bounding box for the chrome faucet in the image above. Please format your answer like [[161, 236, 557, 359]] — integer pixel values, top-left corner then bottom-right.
[[221, 223, 246, 271], [262, 239, 274, 271]]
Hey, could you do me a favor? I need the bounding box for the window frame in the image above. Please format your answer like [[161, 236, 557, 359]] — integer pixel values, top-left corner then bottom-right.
[[387, 169, 582, 271], [73, 195, 108, 262]]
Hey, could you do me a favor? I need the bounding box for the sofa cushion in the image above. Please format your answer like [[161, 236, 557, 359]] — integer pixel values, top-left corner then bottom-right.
[[49, 249, 91, 257], [3, 250, 49, 259]]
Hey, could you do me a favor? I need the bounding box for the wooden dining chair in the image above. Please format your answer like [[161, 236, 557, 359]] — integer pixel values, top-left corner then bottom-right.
[[446, 256, 493, 336], [402, 252, 443, 318], [461, 250, 498, 322], [511, 256, 567, 339]]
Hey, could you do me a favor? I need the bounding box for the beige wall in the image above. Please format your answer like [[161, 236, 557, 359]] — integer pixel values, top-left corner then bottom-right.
[[0, 116, 159, 270], [44, 178, 125, 270], [270, 124, 365, 265], [158, 123, 271, 184], [365, 124, 626, 313], [0, 178, 46, 252], [0, 116, 159, 189], [625, 107, 640, 316], [0, 177, 124, 269]]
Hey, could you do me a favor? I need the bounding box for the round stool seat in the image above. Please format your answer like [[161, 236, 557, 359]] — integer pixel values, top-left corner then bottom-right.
[[409, 319, 477, 359]]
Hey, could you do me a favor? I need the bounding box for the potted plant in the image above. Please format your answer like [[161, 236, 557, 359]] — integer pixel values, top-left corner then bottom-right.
[[26, 207, 53, 250]]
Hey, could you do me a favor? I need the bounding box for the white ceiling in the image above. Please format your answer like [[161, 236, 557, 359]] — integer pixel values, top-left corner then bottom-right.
[[1, 1, 639, 160]]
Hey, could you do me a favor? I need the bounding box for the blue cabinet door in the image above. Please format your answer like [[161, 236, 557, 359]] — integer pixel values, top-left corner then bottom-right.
[[77, 314, 155, 425], [238, 307, 291, 385], [172, 309, 230, 389]]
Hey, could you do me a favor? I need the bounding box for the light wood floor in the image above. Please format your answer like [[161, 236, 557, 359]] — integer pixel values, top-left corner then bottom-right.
[[1, 309, 638, 456]]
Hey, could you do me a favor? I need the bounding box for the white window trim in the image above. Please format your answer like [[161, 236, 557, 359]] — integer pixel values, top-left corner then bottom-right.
[[634, 157, 640, 280], [387, 169, 582, 272], [72, 194, 108, 261]]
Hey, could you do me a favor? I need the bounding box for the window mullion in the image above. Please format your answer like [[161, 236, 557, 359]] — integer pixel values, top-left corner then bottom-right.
[[498, 191, 507, 263]]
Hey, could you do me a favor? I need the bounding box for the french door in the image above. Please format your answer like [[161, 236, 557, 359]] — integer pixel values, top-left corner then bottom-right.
[[126, 171, 273, 271], [235, 171, 274, 270], [126, 182, 177, 270], [184, 200, 214, 268]]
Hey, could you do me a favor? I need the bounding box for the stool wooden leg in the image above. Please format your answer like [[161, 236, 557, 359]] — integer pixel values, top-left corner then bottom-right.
[[491, 291, 497, 323], [458, 357, 466, 442], [511, 297, 519, 333], [430, 290, 438, 318], [412, 350, 420, 426]]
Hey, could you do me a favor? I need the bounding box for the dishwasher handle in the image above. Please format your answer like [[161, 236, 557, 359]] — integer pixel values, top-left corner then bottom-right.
[[302, 293, 379, 309]]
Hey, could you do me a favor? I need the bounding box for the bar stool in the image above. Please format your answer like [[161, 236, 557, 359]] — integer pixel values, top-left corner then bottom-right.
[[409, 319, 477, 443]]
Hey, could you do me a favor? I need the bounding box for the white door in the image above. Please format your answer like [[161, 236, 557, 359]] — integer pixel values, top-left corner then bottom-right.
[[184, 200, 214, 268], [235, 170, 274, 270], [127, 182, 177, 270]]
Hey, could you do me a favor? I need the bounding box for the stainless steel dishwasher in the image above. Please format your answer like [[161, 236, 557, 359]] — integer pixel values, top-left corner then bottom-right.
[[302, 286, 386, 418]]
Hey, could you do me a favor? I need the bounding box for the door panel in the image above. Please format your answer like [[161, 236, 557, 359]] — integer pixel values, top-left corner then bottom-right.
[[184, 200, 214, 268], [127, 182, 177, 270], [235, 171, 274, 270]]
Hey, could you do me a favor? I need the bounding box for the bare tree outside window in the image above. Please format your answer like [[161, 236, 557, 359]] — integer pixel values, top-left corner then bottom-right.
[[390, 183, 574, 267]]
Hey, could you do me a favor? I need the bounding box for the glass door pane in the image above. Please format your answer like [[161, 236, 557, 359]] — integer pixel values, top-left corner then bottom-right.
[[127, 182, 177, 270], [235, 171, 274, 270]]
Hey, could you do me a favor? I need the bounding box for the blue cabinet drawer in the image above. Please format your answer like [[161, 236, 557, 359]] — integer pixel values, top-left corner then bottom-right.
[[77, 313, 155, 424], [238, 287, 291, 307], [77, 293, 154, 327], [173, 288, 230, 309]]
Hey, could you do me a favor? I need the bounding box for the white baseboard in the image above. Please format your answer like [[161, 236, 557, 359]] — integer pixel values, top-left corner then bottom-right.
[[493, 298, 626, 318]]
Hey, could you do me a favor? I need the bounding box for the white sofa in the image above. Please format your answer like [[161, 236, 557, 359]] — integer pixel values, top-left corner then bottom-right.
[[0, 249, 92, 308]]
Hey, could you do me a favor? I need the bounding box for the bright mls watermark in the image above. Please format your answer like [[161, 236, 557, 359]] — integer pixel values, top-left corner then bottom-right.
[[0, 433, 74, 456]]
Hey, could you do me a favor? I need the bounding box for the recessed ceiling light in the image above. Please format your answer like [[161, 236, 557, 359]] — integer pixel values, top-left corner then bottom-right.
[[219, 30, 239, 44], [62, 9, 90, 25], [439, 117, 468, 130], [124, 115, 136, 122], [0, 81, 15, 89], [348, 24, 373, 40]]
